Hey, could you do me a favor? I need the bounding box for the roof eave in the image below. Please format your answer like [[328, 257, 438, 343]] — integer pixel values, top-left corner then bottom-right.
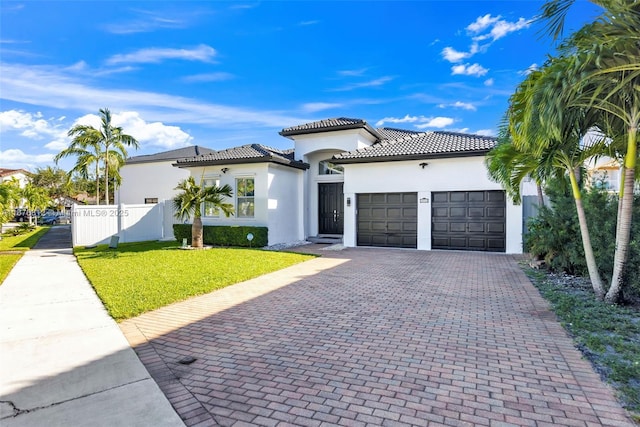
[[174, 157, 310, 170], [279, 123, 381, 140], [331, 149, 491, 164]]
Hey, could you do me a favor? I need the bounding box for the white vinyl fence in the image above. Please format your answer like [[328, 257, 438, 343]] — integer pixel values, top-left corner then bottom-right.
[[71, 201, 176, 247]]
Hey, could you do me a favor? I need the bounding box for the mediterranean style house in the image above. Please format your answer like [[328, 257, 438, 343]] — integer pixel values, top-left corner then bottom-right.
[[118, 118, 523, 253]]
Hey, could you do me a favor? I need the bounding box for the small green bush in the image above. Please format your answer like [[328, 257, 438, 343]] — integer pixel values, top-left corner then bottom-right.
[[173, 224, 268, 247]]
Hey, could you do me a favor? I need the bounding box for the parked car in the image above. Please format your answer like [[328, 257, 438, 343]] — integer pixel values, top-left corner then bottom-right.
[[40, 214, 59, 225], [13, 209, 29, 222]]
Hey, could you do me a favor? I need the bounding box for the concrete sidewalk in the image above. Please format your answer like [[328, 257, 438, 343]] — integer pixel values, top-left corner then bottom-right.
[[0, 226, 184, 426]]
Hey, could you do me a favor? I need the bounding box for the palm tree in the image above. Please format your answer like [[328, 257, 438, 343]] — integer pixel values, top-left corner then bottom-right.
[[538, 0, 640, 303], [508, 58, 608, 299], [173, 175, 234, 248], [55, 131, 101, 204], [58, 108, 138, 205]]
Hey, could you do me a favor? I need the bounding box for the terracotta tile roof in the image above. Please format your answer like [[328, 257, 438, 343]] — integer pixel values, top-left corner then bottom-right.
[[333, 131, 496, 163], [126, 146, 216, 164], [0, 168, 31, 178], [174, 144, 309, 170], [279, 117, 380, 138]]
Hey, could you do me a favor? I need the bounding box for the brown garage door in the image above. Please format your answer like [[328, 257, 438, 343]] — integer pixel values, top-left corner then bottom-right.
[[431, 190, 506, 252], [357, 193, 417, 248]]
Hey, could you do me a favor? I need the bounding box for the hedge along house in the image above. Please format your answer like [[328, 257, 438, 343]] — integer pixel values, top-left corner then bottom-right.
[[170, 118, 523, 253]]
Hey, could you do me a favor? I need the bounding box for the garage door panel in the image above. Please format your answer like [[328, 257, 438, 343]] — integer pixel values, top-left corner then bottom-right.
[[468, 207, 485, 217], [468, 192, 486, 202], [432, 192, 449, 203], [450, 192, 467, 202], [450, 222, 466, 232], [432, 190, 506, 252], [357, 193, 417, 249], [468, 222, 485, 232], [433, 207, 448, 217]]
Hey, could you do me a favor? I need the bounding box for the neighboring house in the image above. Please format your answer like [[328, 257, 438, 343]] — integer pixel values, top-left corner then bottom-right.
[[116, 145, 216, 205], [1, 168, 32, 208], [162, 118, 523, 253], [0, 168, 31, 188], [586, 156, 621, 192]]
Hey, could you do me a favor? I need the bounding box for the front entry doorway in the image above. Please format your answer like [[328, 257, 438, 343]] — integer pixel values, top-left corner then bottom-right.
[[318, 182, 344, 234]]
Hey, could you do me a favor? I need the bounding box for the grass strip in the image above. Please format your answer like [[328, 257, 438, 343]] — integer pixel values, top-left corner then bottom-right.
[[524, 267, 640, 420], [0, 226, 50, 285], [75, 241, 315, 321]]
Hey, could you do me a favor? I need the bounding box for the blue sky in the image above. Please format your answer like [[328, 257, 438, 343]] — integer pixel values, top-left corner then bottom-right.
[[0, 1, 601, 172]]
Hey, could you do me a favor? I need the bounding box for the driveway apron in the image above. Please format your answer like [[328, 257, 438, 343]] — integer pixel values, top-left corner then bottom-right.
[[120, 247, 634, 426]]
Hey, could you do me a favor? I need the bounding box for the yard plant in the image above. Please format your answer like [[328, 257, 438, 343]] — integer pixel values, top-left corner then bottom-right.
[[75, 241, 315, 321]]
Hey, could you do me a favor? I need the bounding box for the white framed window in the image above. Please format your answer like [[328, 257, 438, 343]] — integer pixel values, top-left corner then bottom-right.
[[319, 160, 344, 175], [236, 177, 255, 218], [203, 178, 220, 217]]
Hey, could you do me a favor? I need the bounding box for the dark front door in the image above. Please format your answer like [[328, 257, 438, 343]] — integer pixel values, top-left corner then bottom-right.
[[318, 182, 344, 234]]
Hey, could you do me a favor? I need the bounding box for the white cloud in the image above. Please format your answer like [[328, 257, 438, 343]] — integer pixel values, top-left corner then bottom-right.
[[468, 14, 531, 42], [475, 129, 496, 137], [106, 44, 217, 65], [183, 72, 235, 83], [338, 68, 368, 77], [301, 102, 343, 113], [484, 78, 494, 86], [520, 63, 539, 75], [415, 117, 455, 129], [451, 63, 488, 77], [442, 47, 470, 63], [331, 76, 394, 92], [376, 115, 454, 129], [0, 149, 54, 167], [104, 10, 189, 34], [298, 20, 319, 26], [439, 102, 477, 111], [71, 111, 193, 149], [0, 110, 67, 141], [466, 14, 501, 33], [0, 63, 306, 129]]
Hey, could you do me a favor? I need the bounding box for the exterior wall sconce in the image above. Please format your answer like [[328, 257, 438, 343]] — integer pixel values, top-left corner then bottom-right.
[[419, 162, 429, 169], [221, 167, 229, 174], [346, 197, 351, 207]]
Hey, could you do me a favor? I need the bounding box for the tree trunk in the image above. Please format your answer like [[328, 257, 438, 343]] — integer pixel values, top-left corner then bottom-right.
[[569, 168, 605, 299], [536, 182, 545, 208], [104, 153, 109, 205], [191, 216, 204, 248], [95, 163, 100, 206], [607, 127, 637, 304]]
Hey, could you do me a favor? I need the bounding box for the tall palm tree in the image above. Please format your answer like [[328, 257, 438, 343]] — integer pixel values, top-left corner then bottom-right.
[[509, 58, 608, 299], [55, 130, 101, 204], [173, 175, 234, 248], [539, 0, 640, 302], [58, 108, 138, 205]]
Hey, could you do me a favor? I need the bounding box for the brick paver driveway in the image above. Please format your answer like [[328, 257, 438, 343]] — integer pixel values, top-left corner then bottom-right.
[[120, 248, 633, 426]]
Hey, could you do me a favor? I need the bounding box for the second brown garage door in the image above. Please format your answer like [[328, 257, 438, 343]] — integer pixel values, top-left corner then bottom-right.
[[431, 190, 506, 252], [357, 193, 417, 248]]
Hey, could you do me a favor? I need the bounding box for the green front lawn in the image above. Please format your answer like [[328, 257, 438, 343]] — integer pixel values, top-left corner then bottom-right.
[[75, 241, 315, 321], [0, 226, 50, 284]]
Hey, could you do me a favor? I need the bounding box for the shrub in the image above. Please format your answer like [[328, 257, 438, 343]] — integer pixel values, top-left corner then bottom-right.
[[525, 176, 640, 304], [173, 224, 268, 248]]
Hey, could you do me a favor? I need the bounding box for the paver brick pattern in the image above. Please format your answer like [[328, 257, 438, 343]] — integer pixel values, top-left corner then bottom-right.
[[120, 248, 634, 427]]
